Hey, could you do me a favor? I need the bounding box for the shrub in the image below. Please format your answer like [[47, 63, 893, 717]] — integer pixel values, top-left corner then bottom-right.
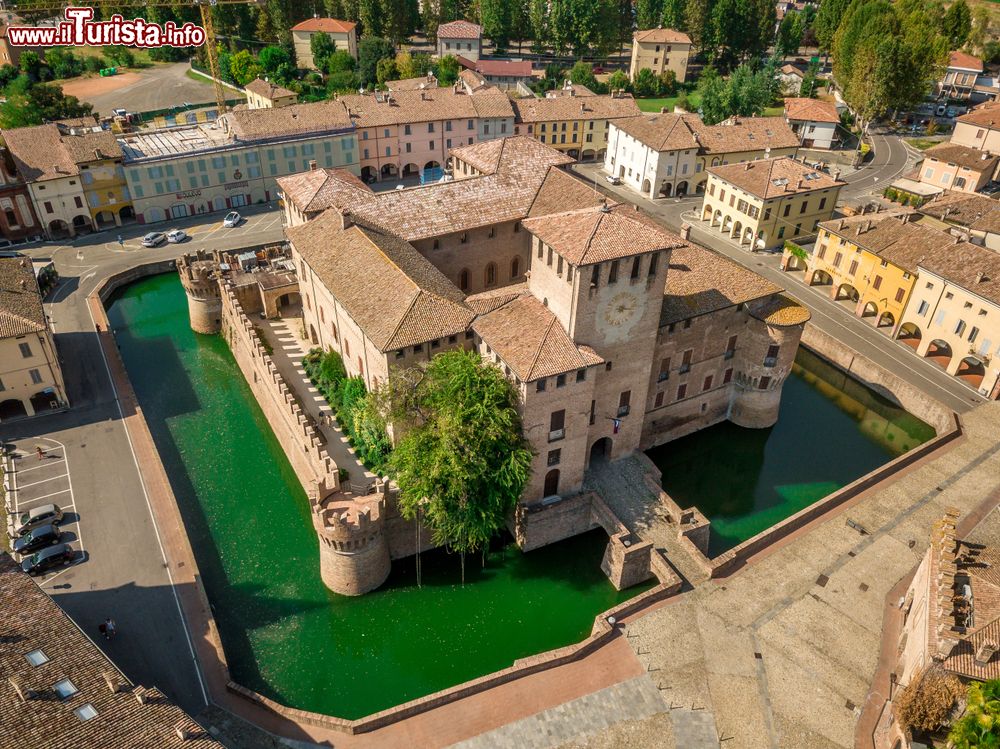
[[896, 667, 962, 733], [83, 56, 105, 73]]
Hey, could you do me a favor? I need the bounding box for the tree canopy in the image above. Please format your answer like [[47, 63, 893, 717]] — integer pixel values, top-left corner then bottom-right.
[[0, 75, 92, 128], [358, 36, 395, 87], [381, 350, 533, 575]]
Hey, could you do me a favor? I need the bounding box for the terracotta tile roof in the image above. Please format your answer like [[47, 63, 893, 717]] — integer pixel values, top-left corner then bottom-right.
[[472, 293, 603, 381], [783, 97, 840, 124], [944, 617, 1000, 680], [464, 283, 529, 314], [0, 554, 223, 749], [919, 239, 1000, 307], [340, 86, 513, 127], [957, 101, 1000, 129], [436, 20, 482, 39], [449, 137, 508, 173], [526, 167, 605, 217], [610, 114, 700, 151], [545, 84, 597, 98], [2, 124, 121, 182], [291, 17, 356, 33], [288, 214, 474, 351], [949, 50, 983, 72], [923, 142, 999, 173], [684, 114, 800, 154], [708, 156, 845, 199], [244, 77, 296, 100], [750, 294, 810, 327], [522, 203, 687, 266], [387, 74, 439, 91], [779, 64, 804, 77], [919, 191, 1000, 234], [458, 69, 488, 91], [0, 257, 46, 338], [512, 94, 641, 123], [819, 212, 960, 274], [223, 100, 352, 141], [633, 28, 692, 44], [276, 167, 372, 214], [476, 59, 532, 77], [661, 245, 782, 324]]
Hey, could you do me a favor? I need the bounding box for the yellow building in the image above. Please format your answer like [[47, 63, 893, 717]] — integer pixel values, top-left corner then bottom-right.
[[0, 257, 67, 422], [689, 116, 801, 191], [629, 28, 692, 83], [512, 92, 641, 161], [783, 211, 953, 332], [291, 18, 358, 68], [700, 156, 844, 250], [244, 78, 298, 110]]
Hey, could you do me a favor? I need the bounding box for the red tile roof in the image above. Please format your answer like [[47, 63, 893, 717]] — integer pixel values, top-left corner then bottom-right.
[[475, 58, 533, 77], [949, 50, 983, 72], [436, 20, 482, 39], [709, 156, 845, 199], [291, 17, 356, 33], [633, 28, 692, 44], [783, 97, 840, 124]]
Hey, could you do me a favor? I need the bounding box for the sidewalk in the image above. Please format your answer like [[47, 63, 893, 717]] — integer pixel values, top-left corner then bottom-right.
[[257, 315, 376, 487]]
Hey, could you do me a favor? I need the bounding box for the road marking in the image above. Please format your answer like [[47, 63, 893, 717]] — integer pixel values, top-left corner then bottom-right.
[[17, 473, 69, 489], [14, 458, 66, 474], [20, 488, 71, 504], [86, 298, 210, 706]]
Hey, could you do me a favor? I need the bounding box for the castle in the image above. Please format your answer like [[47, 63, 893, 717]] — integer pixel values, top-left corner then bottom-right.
[[179, 136, 810, 596]]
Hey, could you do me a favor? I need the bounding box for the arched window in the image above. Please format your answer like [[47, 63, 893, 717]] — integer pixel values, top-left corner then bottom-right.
[[459, 268, 470, 291], [510, 257, 520, 279], [544, 469, 560, 497], [485, 263, 497, 287], [711, 158, 720, 167]]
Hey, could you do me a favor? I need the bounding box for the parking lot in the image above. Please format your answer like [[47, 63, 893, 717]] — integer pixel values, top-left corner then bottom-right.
[[3, 437, 85, 584]]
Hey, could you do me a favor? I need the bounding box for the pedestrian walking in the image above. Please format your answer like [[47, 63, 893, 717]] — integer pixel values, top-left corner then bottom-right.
[[117, 234, 124, 247], [104, 618, 116, 639], [98, 622, 107, 639], [35, 446, 44, 461], [95, 323, 102, 333]]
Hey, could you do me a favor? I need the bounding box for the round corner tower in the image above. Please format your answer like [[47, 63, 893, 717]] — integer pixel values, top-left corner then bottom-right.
[[176, 252, 222, 334], [313, 494, 391, 596], [730, 295, 811, 429]]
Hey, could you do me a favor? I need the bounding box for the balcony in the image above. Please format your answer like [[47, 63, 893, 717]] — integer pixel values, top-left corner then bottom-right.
[[548, 428, 565, 442], [763, 357, 777, 368], [617, 405, 630, 417], [724, 349, 735, 360], [679, 363, 691, 374], [657, 371, 669, 382]]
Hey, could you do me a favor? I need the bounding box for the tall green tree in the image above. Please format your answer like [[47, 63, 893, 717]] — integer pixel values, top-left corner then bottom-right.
[[309, 32, 337, 72], [480, 0, 514, 51], [382, 350, 532, 583], [529, 0, 550, 52], [380, 0, 415, 44], [940, 0, 971, 48], [376, 56, 399, 85], [777, 11, 805, 55], [358, 36, 395, 86], [636, 0, 665, 29], [683, 0, 712, 51], [0, 76, 91, 128], [814, 0, 852, 51], [662, 0, 688, 29], [436, 54, 461, 84], [229, 49, 263, 85], [966, 7, 991, 55]]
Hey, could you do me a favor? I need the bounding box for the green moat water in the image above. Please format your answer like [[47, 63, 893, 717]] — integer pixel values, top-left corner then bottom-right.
[[106, 273, 642, 719], [646, 347, 937, 557]]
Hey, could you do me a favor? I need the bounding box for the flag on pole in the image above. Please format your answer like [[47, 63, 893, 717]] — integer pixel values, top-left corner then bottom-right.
[[612, 419, 621, 434]]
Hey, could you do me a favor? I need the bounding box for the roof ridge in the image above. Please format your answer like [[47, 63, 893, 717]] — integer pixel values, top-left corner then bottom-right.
[[384, 291, 425, 350], [581, 210, 605, 265], [527, 314, 560, 380]]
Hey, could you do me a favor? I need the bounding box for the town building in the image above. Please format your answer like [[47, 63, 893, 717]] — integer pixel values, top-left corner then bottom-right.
[[118, 100, 359, 223], [386, 73, 439, 92], [0, 24, 41, 67], [875, 509, 1000, 749], [938, 50, 984, 101], [471, 58, 534, 91], [3, 121, 132, 239], [545, 82, 597, 98], [700, 156, 845, 249], [0, 147, 40, 245], [783, 97, 839, 149], [919, 191, 1000, 251], [291, 17, 357, 68], [0, 553, 223, 749], [784, 210, 950, 333], [605, 114, 801, 198], [628, 27, 692, 83], [436, 20, 482, 61], [512, 90, 641, 161], [0, 256, 67, 421], [338, 85, 515, 183], [776, 64, 805, 95], [279, 135, 808, 509], [916, 142, 999, 194], [952, 100, 1000, 153], [244, 78, 298, 109]]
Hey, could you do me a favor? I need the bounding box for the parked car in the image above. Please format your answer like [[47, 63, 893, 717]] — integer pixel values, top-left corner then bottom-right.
[[21, 543, 73, 576], [10, 503, 63, 538], [946, 107, 957, 118], [222, 211, 241, 227], [936, 104, 947, 116], [141, 232, 166, 247], [166, 229, 187, 243], [12, 524, 62, 556], [605, 174, 622, 185]]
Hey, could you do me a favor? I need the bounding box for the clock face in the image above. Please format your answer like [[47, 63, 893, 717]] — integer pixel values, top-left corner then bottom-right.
[[602, 291, 639, 329]]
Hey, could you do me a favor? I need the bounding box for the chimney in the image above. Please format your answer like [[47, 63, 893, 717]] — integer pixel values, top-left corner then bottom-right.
[[680, 222, 691, 240], [308, 160, 317, 171], [901, 213, 910, 224], [19, 279, 26, 289], [796, 178, 803, 190], [975, 639, 998, 667], [976, 271, 986, 283], [9, 676, 35, 702], [134, 686, 149, 705], [744, 161, 751, 170], [174, 723, 196, 741], [340, 210, 353, 230], [102, 670, 125, 693]]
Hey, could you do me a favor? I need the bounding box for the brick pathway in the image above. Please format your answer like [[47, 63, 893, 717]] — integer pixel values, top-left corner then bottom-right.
[[446, 676, 668, 749], [257, 316, 375, 487]]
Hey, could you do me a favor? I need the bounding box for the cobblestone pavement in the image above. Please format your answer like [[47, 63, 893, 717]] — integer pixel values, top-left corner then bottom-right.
[[446, 676, 668, 749]]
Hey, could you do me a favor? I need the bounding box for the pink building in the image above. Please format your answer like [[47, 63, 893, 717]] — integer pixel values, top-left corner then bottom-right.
[[339, 86, 514, 183]]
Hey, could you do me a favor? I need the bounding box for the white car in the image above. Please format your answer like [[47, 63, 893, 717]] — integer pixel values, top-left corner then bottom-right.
[[141, 232, 166, 247], [223, 211, 241, 228], [605, 175, 622, 185], [166, 229, 187, 243]]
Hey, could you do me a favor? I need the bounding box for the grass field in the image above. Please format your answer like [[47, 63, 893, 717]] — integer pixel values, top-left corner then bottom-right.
[[185, 68, 215, 85], [905, 137, 941, 150], [636, 92, 702, 113]]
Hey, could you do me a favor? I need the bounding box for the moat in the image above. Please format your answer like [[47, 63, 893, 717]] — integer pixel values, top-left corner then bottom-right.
[[646, 347, 936, 556], [106, 273, 642, 719]]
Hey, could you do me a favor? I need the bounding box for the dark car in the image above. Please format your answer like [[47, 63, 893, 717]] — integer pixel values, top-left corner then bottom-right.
[[21, 543, 73, 576], [12, 524, 62, 556]]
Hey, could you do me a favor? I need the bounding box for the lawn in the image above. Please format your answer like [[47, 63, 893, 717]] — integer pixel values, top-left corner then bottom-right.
[[636, 92, 702, 113], [905, 138, 941, 150], [185, 68, 215, 85]]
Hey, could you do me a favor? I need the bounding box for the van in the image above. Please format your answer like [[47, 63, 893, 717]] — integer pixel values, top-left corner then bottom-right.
[[10, 503, 63, 538]]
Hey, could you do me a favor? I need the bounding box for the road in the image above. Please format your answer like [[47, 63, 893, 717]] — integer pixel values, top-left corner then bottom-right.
[[571, 134, 984, 415], [61, 62, 230, 116], [0, 206, 286, 713]]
